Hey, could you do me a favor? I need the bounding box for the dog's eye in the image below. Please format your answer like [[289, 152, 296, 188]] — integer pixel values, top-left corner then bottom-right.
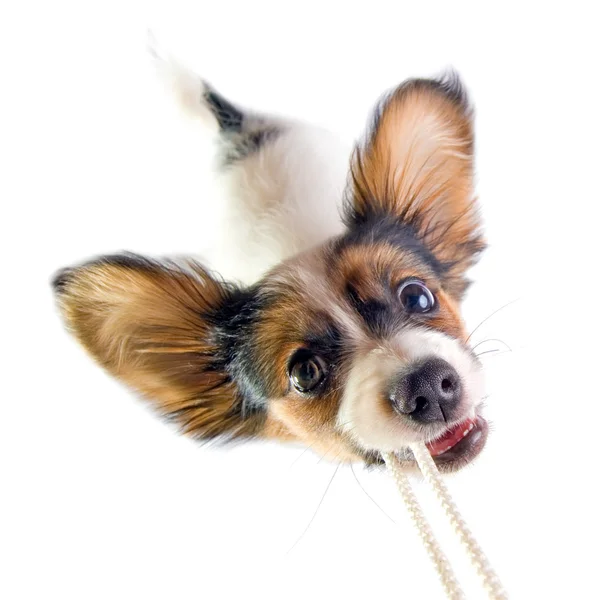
[[398, 280, 435, 313], [289, 351, 328, 393]]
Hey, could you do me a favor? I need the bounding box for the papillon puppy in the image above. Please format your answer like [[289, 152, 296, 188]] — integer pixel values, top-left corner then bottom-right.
[[53, 57, 487, 472]]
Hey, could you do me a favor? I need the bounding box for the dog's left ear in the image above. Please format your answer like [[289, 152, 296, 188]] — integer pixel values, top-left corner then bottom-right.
[[52, 254, 265, 441], [345, 73, 485, 297]]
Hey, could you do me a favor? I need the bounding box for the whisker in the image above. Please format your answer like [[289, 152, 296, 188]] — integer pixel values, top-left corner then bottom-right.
[[477, 349, 513, 359], [466, 298, 520, 343], [289, 442, 318, 469], [291, 422, 359, 468], [350, 464, 396, 524], [319, 441, 348, 465], [471, 338, 513, 353], [476, 349, 501, 357], [286, 465, 340, 555]]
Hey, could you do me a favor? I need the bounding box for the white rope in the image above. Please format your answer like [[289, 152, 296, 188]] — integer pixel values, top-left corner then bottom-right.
[[410, 442, 508, 599], [382, 452, 465, 600], [383, 447, 507, 599]]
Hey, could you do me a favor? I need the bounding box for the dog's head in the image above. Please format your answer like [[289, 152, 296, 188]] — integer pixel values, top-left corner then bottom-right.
[[54, 75, 486, 471]]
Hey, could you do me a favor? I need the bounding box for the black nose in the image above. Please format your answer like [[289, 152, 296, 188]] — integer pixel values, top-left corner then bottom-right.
[[390, 358, 462, 423]]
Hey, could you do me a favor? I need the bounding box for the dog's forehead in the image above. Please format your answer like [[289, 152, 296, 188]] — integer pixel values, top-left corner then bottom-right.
[[334, 218, 445, 278], [261, 239, 433, 336], [268, 229, 433, 288], [259, 233, 465, 346], [262, 247, 362, 340]]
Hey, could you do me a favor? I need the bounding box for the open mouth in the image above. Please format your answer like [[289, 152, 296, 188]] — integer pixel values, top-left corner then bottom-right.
[[426, 415, 488, 470], [363, 415, 488, 471]]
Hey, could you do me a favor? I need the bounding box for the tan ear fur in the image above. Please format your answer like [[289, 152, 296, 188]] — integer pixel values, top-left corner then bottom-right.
[[53, 254, 263, 440], [347, 74, 485, 297]]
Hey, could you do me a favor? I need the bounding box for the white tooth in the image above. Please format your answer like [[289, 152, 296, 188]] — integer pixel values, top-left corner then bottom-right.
[[463, 429, 469, 437]]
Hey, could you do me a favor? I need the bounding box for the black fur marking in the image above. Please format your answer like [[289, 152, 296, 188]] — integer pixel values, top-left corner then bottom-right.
[[427, 69, 470, 110], [290, 319, 345, 398], [51, 252, 271, 426], [223, 127, 280, 165], [203, 85, 244, 132], [410, 70, 470, 111], [51, 253, 162, 294], [346, 284, 393, 337], [51, 268, 72, 293], [203, 84, 280, 164], [208, 286, 275, 417], [335, 216, 448, 278], [213, 300, 346, 410], [303, 318, 344, 363]]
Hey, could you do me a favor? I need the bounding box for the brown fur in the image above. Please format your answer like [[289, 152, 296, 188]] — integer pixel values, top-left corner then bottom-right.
[[251, 258, 359, 458], [348, 76, 485, 298], [53, 73, 484, 467], [236, 238, 469, 461], [54, 256, 263, 440]]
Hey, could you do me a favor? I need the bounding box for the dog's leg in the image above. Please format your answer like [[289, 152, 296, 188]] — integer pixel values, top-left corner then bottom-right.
[[150, 41, 351, 284]]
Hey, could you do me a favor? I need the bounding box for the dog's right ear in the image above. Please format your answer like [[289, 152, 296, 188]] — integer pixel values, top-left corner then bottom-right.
[[345, 73, 484, 298], [52, 254, 263, 441]]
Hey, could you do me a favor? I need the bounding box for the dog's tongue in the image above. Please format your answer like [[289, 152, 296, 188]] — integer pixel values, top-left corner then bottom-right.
[[426, 418, 476, 457]]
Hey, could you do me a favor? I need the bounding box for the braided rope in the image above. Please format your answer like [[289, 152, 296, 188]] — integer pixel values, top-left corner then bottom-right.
[[382, 452, 465, 600], [410, 442, 508, 599]]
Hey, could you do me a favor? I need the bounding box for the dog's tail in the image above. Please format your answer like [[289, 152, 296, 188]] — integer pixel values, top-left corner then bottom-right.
[[149, 35, 279, 162]]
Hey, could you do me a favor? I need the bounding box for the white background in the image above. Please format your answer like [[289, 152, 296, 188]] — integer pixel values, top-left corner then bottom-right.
[[1, 2, 599, 599]]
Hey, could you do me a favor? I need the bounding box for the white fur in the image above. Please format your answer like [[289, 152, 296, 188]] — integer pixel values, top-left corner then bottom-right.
[[154, 50, 484, 455], [338, 329, 484, 452], [212, 126, 350, 284], [151, 44, 351, 285], [149, 36, 220, 132]]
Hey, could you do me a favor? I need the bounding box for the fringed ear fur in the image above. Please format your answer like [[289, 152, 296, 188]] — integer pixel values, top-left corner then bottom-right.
[[52, 254, 264, 441], [345, 73, 485, 298]]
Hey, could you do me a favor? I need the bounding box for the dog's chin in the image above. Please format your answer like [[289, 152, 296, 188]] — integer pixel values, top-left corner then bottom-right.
[[362, 415, 488, 473]]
